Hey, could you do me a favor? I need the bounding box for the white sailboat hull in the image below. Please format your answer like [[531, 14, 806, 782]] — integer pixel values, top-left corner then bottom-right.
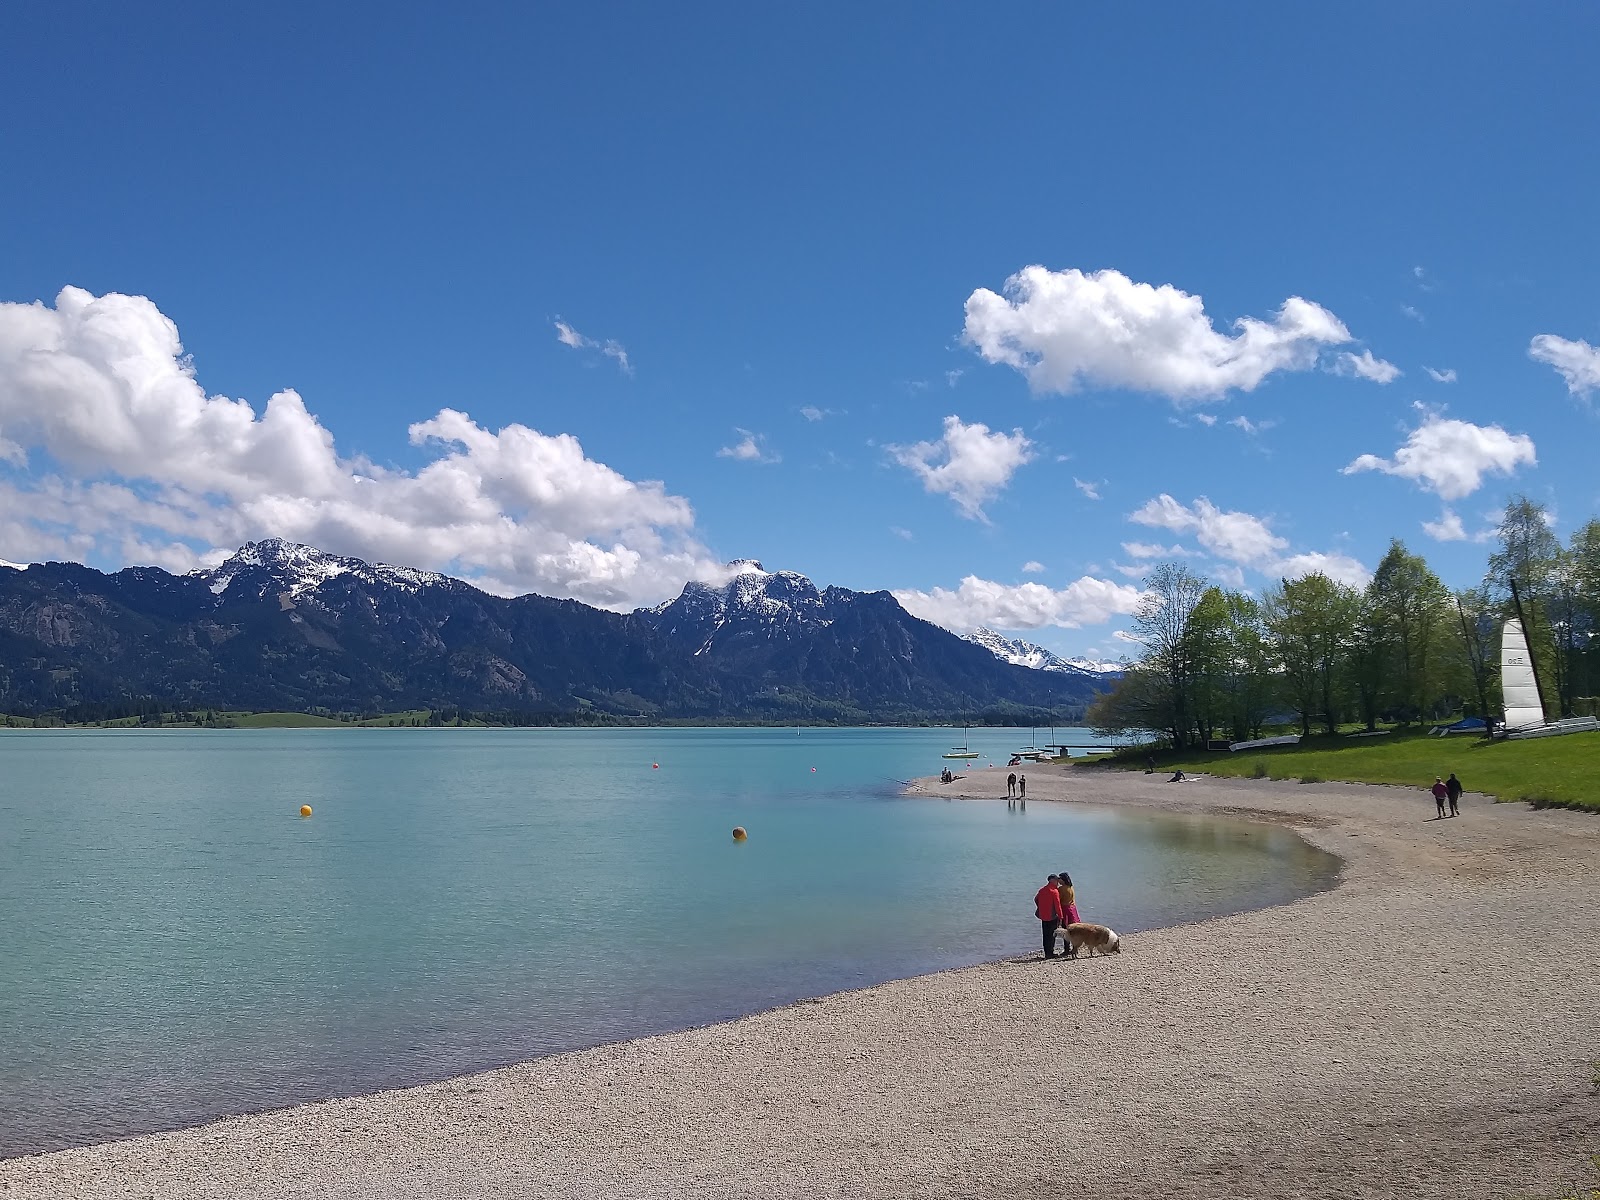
[[1506, 716, 1600, 740]]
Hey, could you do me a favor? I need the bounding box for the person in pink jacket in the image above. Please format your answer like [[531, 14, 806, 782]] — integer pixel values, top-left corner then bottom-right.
[[1431, 777, 1448, 819]]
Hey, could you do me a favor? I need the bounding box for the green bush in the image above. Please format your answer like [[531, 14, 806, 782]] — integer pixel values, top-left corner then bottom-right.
[[1299, 772, 1324, 784], [1251, 760, 1269, 779]]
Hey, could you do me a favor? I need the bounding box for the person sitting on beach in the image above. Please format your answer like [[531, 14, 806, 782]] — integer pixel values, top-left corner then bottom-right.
[[1167, 770, 1186, 783], [1035, 874, 1066, 960], [1446, 773, 1462, 817], [1431, 777, 1448, 819], [1054, 870, 1081, 959]]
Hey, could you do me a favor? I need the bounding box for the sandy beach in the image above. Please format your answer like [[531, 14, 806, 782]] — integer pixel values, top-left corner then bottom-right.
[[3, 766, 1597, 1199]]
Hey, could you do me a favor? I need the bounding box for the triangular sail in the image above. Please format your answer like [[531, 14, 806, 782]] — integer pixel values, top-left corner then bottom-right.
[[1501, 618, 1545, 731]]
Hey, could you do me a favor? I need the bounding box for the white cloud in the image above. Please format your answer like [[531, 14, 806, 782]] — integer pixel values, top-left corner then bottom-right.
[[1121, 541, 1192, 560], [799, 406, 825, 422], [890, 525, 914, 541], [1343, 408, 1536, 501], [1272, 551, 1372, 588], [1129, 495, 1288, 566], [961, 265, 1354, 402], [1425, 367, 1457, 384], [1422, 509, 1467, 542], [0, 287, 718, 608], [553, 319, 632, 376], [1529, 334, 1600, 397], [893, 574, 1144, 633], [887, 415, 1034, 520], [945, 369, 964, 388], [1422, 507, 1495, 544], [1333, 349, 1402, 384], [1402, 305, 1424, 323], [716, 429, 779, 464], [1072, 477, 1102, 500], [1127, 493, 1365, 584], [1021, 560, 1045, 574], [1229, 415, 1276, 436], [1193, 412, 1218, 426]]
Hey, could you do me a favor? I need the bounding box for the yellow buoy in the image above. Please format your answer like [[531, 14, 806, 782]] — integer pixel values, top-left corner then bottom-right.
[[299, 805, 313, 818], [731, 826, 747, 842]]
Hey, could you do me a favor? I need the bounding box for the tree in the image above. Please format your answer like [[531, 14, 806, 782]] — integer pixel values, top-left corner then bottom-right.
[[1344, 585, 1391, 732], [1370, 540, 1450, 723], [1127, 562, 1210, 749], [1451, 586, 1499, 727], [1264, 573, 1357, 735]]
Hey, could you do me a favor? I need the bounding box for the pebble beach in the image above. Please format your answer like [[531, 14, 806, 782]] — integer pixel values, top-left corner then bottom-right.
[[3, 765, 1597, 1199]]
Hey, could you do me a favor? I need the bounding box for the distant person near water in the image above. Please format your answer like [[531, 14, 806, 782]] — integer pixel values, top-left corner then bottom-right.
[[1007, 771, 1017, 798], [1431, 777, 1448, 819], [1446, 773, 1462, 817], [1054, 870, 1081, 959], [1035, 873, 1066, 959], [1018, 774, 1027, 801]]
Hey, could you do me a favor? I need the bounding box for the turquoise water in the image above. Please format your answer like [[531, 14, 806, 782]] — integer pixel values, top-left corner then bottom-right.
[[0, 727, 1337, 1156]]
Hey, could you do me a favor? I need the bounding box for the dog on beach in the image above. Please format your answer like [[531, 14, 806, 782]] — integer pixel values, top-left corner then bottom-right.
[[1060, 922, 1122, 957]]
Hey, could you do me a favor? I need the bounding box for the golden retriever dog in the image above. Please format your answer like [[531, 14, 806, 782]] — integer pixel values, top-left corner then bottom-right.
[[1062, 922, 1122, 957]]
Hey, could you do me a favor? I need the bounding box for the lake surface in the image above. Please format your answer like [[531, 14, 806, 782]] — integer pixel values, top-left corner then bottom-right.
[[0, 726, 1338, 1156]]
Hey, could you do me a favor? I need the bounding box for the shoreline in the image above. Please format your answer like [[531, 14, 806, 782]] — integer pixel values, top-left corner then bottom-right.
[[4, 768, 1598, 1198]]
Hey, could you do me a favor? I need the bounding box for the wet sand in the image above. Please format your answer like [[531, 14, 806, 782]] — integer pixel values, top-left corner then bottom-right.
[[3, 766, 1598, 1199]]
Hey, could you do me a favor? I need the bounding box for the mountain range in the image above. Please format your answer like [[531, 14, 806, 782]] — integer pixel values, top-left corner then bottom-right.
[[961, 627, 1126, 678], [0, 541, 1109, 722]]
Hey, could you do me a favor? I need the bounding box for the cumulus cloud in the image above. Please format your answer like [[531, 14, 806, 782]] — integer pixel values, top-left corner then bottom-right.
[[961, 265, 1355, 402], [1193, 413, 1218, 426], [1333, 350, 1402, 384], [716, 429, 779, 464], [1127, 494, 1365, 584], [1129, 495, 1288, 566], [1425, 366, 1457, 384], [1422, 509, 1467, 542], [799, 405, 825, 422], [0, 287, 719, 607], [554, 318, 632, 376], [1021, 560, 1045, 574], [1529, 334, 1600, 397], [1073, 477, 1102, 500], [1273, 551, 1372, 588], [887, 415, 1034, 520], [893, 574, 1144, 633], [1343, 408, 1536, 501]]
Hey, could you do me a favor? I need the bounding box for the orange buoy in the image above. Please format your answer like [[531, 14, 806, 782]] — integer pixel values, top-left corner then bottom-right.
[[299, 805, 312, 818], [732, 826, 748, 842]]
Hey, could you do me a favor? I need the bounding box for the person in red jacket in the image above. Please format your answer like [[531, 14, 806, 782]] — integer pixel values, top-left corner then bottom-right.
[[1035, 873, 1066, 959]]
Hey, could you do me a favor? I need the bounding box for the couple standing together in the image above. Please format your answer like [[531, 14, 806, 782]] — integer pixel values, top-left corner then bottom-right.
[[1033, 871, 1080, 959]]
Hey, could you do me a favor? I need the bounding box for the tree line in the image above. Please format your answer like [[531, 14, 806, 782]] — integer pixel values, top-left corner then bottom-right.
[[1088, 496, 1600, 748]]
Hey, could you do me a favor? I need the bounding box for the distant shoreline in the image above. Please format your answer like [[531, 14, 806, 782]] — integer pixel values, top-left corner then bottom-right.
[[6, 768, 1597, 1198]]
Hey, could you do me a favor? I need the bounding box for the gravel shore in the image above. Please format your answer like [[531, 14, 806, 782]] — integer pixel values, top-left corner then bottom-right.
[[4, 767, 1598, 1199]]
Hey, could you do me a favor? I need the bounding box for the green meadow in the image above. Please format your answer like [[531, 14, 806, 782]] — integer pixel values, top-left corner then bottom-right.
[[1097, 727, 1600, 813]]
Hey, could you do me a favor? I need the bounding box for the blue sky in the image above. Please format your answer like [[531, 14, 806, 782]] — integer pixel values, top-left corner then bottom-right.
[[2, 3, 1597, 658]]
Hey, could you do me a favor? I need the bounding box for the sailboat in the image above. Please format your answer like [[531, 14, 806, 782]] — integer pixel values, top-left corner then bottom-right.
[[942, 724, 980, 759], [1500, 616, 1599, 740]]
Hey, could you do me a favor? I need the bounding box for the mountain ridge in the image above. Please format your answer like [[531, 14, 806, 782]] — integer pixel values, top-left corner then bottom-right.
[[0, 542, 1108, 721]]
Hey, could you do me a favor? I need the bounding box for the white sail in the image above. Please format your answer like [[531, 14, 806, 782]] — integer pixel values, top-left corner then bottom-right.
[[1500, 618, 1545, 732]]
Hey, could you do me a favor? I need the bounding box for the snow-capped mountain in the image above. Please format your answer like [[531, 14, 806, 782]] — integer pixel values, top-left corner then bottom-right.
[[193, 539, 451, 600], [642, 560, 830, 655], [963, 627, 1126, 678]]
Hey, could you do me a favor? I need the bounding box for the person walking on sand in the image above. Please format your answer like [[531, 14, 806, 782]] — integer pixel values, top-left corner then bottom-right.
[[1035, 874, 1066, 959], [1446, 773, 1462, 818], [1054, 870, 1081, 959], [1431, 777, 1448, 819], [1007, 771, 1017, 799]]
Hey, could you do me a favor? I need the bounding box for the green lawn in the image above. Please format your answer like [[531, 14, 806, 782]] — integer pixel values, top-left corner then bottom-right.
[[1095, 728, 1600, 813]]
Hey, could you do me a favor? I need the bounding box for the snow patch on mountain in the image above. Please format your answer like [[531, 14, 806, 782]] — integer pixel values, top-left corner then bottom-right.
[[195, 539, 449, 599], [964, 627, 1126, 676]]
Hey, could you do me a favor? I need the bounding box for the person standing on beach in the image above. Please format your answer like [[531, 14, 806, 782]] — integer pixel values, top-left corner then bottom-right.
[[1431, 777, 1448, 819], [1035, 874, 1066, 959], [1007, 771, 1017, 799], [1054, 870, 1081, 959], [1018, 774, 1027, 801], [1446, 773, 1462, 817]]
